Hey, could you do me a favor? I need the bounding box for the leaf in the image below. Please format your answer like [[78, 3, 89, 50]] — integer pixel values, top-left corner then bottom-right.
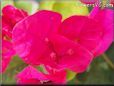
[[67, 69, 76, 81], [77, 56, 114, 84], [67, 77, 76, 85], [106, 43, 114, 63], [2, 56, 28, 84]]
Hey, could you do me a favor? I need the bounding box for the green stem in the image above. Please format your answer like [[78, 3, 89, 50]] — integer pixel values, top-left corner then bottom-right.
[[102, 53, 114, 69]]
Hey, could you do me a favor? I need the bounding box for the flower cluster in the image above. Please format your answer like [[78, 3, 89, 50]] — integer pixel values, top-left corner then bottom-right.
[[1, 2, 113, 85], [2, 5, 28, 73]]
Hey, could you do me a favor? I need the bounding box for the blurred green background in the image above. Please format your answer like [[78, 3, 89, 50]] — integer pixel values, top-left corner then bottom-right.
[[1, 0, 114, 85]]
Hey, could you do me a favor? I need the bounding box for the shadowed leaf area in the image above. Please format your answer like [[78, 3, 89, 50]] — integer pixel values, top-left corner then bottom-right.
[[69, 43, 114, 84], [2, 56, 28, 84]]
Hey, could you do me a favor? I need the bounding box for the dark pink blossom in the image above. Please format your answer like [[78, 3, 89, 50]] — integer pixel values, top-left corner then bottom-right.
[[59, 16, 104, 55], [12, 7, 113, 74], [2, 5, 28, 73], [59, 7, 113, 57], [58, 7, 113, 72], [12, 10, 93, 73], [2, 5, 27, 26]]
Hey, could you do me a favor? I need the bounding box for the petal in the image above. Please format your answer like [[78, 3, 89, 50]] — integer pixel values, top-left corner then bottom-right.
[[2, 16, 13, 38], [2, 56, 12, 73], [16, 65, 48, 84], [2, 40, 15, 73], [45, 66, 67, 84], [59, 16, 104, 55], [2, 40, 15, 57], [49, 34, 93, 73], [2, 5, 28, 26], [12, 10, 62, 65], [89, 7, 113, 56], [17, 78, 41, 84]]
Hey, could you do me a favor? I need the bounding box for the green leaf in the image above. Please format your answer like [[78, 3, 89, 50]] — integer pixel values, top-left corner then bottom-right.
[[106, 43, 114, 63], [37, 65, 48, 74], [2, 56, 28, 84], [77, 57, 114, 84], [67, 76, 76, 85], [67, 69, 76, 81], [14, 0, 39, 14]]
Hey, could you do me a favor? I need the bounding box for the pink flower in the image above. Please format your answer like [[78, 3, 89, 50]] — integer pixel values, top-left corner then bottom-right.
[[12, 7, 113, 74], [16, 65, 66, 84], [2, 5, 28, 38], [2, 5, 27, 26], [12, 10, 93, 73], [2, 5, 28, 73], [59, 7, 113, 57]]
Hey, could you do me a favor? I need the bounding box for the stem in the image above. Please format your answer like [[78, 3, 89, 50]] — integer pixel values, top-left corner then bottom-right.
[[75, 76, 81, 84], [102, 53, 114, 69]]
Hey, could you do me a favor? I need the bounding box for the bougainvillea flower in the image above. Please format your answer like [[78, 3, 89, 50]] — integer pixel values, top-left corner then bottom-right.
[[16, 65, 48, 84], [57, 7, 113, 72], [2, 5, 28, 39], [59, 16, 104, 54], [2, 5, 28, 28], [59, 7, 113, 57], [12, 10, 93, 73], [89, 7, 113, 56], [2, 5, 28, 73]]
